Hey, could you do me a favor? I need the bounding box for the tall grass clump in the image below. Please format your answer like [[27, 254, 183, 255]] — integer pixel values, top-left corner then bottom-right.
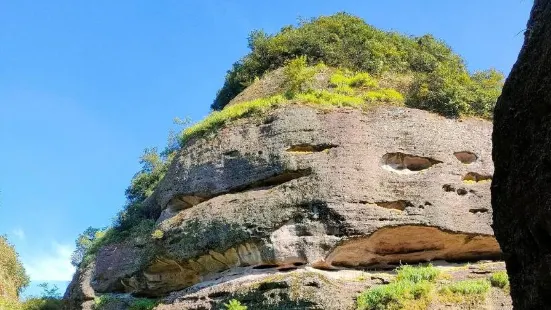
[[489, 271, 509, 289], [357, 264, 439, 310]]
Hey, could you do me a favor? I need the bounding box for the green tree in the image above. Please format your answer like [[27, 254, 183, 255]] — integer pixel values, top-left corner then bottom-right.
[[0, 235, 30, 298], [70, 227, 103, 267], [210, 12, 503, 120]]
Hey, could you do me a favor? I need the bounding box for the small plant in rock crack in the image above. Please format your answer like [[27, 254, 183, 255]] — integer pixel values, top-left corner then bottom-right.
[[224, 299, 248, 310]]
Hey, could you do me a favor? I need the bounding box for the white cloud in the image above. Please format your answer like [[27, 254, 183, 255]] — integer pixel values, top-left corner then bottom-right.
[[24, 242, 76, 281], [12, 228, 25, 240]]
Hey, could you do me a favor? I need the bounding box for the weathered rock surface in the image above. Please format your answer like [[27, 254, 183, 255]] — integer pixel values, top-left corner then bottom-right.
[[63, 263, 96, 310], [153, 262, 511, 310], [492, 0, 551, 308], [67, 104, 501, 308], [85, 262, 511, 310]]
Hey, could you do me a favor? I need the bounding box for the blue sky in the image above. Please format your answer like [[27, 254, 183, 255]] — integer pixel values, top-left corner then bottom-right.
[[0, 0, 532, 296]]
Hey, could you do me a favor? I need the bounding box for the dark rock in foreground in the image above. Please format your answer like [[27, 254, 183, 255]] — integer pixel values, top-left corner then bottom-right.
[[492, 0, 551, 308]]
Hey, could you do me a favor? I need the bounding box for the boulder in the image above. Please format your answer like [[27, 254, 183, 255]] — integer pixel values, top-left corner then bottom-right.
[[85, 105, 499, 297], [63, 263, 96, 310]]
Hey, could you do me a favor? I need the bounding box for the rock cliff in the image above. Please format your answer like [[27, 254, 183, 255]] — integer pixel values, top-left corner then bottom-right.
[[492, 0, 551, 308], [65, 104, 504, 309]]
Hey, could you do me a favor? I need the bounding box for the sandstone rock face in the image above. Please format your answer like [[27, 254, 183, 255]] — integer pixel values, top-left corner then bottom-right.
[[67, 104, 500, 308], [96, 105, 497, 296], [492, 0, 551, 308], [63, 263, 96, 310]]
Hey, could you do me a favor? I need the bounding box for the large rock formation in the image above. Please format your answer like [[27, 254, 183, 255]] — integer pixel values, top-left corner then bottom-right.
[[66, 103, 502, 309], [492, 0, 551, 308]]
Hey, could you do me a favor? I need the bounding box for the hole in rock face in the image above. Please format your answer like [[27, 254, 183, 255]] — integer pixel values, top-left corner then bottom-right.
[[286, 143, 337, 154], [257, 282, 289, 291], [381, 153, 442, 173], [305, 281, 320, 288], [223, 150, 240, 158], [167, 195, 208, 212], [443, 184, 469, 195], [263, 115, 277, 125], [463, 172, 492, 183], [208, 291, 230, 298], [454, 151, 478, 164], [253, 264, 279, 270], [456, 188, 468, 195], [278, 267, 297, 272], [375, 200, 412, 211], [469, 208, 489, 214]]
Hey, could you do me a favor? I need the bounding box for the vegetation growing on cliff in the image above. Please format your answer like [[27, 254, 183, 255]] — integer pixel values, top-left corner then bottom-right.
[[182, 57, 404, 143], [71, 147, 174, 267], [212, 13, 503, 119], [94, 295, 158, 310], [70, 12, 504, 273], [0, 236, 29, 305], [356, 264, 504, 310], [0, 243, 64, 310]]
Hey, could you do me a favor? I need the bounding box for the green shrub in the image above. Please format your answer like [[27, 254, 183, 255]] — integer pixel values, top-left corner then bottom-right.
[[129, 298, 157, 310], [93, 295, 116, 310], [0, 236, 29, 300], [396, 264, 440, 283], [21, 298, 63, 310], [211, 12, 503, 119], [282, 56, 319, 97], [440, 279, 490, 296], [19, 282, 64, 310], [224, 299, 247, 310], [0, 297, 22, 310], [72, 147, 175, 267], [78, 220, 155, 268], [357, 265, 440, 310], [151, 229, 164, 240], [357, 280, 432, 310], [489, 271, 509, 289]]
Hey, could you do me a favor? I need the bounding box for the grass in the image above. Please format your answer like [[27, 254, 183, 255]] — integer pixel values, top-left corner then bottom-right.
[[129, 298, 158, 310], [440, 279, 490, 296], [438, 279, 491, 305], [94, 295, 157, 310], [395, 264, 440, 283], [489, 271, 509, 289], [356, 264, 498, 310], [357, 280, 433, 310], [357, 264, 440, 310], [182, 94, 286, 142], [180, 64, 405, 144]]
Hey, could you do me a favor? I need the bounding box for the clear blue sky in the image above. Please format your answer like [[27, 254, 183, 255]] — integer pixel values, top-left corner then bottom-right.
[[0, 0, 532, 295]]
